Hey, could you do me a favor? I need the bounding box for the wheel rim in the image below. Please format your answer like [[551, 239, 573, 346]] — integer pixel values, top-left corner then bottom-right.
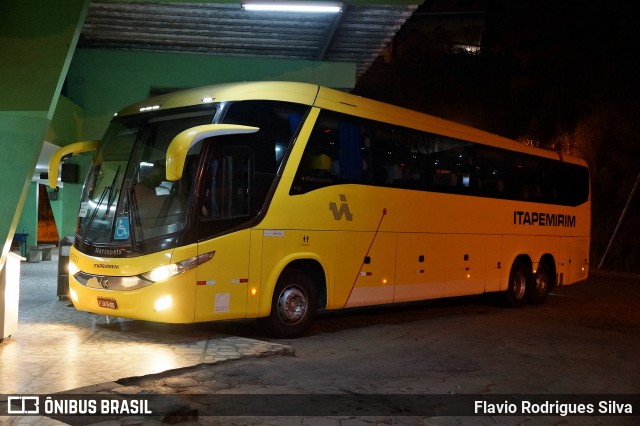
[[276, 285, 307, 324], [534, 272, 549, 296], [512, 271, 527, 300]]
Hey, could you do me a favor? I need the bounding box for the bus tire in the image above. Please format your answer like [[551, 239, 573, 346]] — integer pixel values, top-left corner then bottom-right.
[[265, 269, 317, 338], [530, 262, 552, 304], [503, 260, 530, 307]]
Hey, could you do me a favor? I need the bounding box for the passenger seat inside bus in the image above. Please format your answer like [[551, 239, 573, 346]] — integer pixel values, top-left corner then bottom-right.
[[482, 178, 505, 195], [433, 171, 458, 188]]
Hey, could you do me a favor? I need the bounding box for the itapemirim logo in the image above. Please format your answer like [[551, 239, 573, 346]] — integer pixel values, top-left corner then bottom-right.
[[329, 194, 353, 221]]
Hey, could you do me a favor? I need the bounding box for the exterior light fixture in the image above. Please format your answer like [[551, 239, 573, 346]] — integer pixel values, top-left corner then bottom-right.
[[242, 1, 342, 13]]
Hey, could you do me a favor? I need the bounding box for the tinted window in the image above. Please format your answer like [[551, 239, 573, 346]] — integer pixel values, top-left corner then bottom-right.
[[291, 109, 589, 207]]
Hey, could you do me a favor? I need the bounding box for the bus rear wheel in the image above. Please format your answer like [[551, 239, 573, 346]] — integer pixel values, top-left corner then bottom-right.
[[530, 262, 552, 304], [503, 260, 530, 307], [265, 269, 317, 338]]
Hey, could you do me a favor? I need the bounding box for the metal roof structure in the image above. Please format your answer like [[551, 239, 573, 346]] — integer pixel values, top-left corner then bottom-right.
[[79, 1, 420, 78]]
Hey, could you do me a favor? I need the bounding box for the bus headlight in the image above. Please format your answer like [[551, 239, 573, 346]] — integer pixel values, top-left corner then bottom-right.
[[146, 264, 179, 282], [141, 251, 215, 283], [68, 260, 80, 276]]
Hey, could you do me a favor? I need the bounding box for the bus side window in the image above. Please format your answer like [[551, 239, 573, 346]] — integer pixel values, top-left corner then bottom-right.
[[433, 170, 458, 188], [337, 122, 363, 181], [483, 178, 505, 195], [201, 147, 252, 220], [292, 110, 372, 194], [301, 126, 336, 178]]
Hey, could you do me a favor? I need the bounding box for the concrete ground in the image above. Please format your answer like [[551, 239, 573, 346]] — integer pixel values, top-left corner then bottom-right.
[[1, 253, 638, 425]]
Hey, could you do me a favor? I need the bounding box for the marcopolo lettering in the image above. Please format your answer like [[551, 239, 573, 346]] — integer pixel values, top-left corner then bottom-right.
[[94, 247, 125, 256], [513, 211, 576, 227]]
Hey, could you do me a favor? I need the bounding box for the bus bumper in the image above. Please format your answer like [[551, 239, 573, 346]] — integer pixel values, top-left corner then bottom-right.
[[68, 272, 196, 323]]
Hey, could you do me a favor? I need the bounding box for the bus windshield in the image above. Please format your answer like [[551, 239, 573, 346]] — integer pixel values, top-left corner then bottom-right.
[[76, 100, 309, 257], [77, 109, 216, 254]]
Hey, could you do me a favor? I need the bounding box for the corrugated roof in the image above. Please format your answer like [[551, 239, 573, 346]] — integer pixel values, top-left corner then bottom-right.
[[80, 1, 419, 77]]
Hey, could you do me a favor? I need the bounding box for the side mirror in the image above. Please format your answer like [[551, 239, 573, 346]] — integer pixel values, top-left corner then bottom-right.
[[166, 124, 259, 181], [48, 140, 99, 188]]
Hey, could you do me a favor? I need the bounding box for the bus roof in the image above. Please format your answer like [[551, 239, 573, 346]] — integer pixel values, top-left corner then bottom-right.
[[118, 81, 320, 117], [119, 81, 587, 167]]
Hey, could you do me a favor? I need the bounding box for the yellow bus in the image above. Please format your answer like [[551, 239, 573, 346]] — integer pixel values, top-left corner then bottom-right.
[[50, 81, 590, 337]]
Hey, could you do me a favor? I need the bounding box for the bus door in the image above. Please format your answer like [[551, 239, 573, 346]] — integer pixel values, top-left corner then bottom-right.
[[193, 147, 253, 321], [337, 231, 397, 308]]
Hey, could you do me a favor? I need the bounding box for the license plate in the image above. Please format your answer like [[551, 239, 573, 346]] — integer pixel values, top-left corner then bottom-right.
[[97, 297, 118, 309]]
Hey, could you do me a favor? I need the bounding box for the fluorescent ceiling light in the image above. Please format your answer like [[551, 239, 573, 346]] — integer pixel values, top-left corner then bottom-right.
[[242, 1, 342, 13]]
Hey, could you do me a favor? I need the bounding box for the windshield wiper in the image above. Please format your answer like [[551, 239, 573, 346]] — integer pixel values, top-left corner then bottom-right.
[[79, 184, 111, 245], [103, 165, 121, 219], [127, 185, 139, 252], [79, 165, 121, 245]]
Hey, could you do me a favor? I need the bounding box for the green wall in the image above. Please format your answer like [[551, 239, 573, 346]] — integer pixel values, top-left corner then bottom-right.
[[49, 96, 85, 148], [0, 0, 88, 266], [0, 112, 49, 258], [0, 1, 88, 116]]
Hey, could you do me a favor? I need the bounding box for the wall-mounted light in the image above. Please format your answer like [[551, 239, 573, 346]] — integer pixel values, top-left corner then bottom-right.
[[242, 1, 342, 13]]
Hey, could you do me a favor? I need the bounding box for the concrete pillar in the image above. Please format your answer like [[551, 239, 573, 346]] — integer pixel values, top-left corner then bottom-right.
[[0, 0, 89, 268]]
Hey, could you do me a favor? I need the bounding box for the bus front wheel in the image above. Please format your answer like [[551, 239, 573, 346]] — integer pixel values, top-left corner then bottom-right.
[[265, 269, 317, 338], [503, 260, 530, 307]]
